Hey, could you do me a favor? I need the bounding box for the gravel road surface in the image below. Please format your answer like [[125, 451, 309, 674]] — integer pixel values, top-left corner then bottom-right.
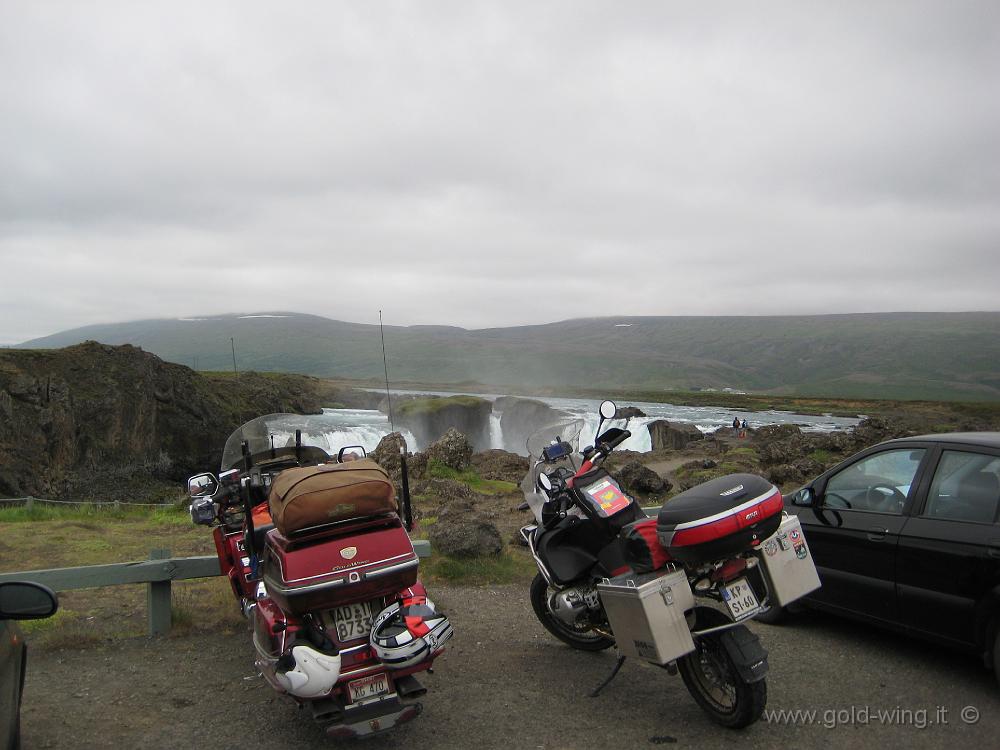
[[21, 584, 1000, 749]]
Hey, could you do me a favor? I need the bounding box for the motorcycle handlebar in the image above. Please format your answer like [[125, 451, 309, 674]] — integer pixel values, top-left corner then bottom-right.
[[597, 428, 631, 452], [568, 429, 631, 487]]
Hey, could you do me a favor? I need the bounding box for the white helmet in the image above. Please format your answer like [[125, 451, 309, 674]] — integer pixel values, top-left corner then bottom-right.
[[370, 596, 453, 670], [274, 644, 341, 699]]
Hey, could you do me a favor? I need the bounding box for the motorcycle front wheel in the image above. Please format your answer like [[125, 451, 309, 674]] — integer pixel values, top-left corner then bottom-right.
[[677, 609, 766, 729], [529, 574, 614, 652]]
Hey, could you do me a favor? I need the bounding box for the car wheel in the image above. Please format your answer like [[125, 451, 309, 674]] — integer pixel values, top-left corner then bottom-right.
[[754, 603, 787, 625]]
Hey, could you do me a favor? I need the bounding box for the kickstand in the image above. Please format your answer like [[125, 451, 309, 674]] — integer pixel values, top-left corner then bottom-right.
[[589, 655, 626, 698]]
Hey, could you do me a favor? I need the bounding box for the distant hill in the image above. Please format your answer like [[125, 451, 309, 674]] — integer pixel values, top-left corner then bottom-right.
[[17, 311, 1000, 401]]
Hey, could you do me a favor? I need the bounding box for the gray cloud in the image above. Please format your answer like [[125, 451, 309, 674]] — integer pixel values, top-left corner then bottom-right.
[[1, 0, 998, 343]]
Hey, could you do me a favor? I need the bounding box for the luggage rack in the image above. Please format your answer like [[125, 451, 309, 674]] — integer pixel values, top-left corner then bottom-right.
[[282, 513, 402, 547]]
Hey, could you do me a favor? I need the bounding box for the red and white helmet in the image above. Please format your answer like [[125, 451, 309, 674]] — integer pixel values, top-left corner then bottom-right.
[[370, 595, 453, 669]]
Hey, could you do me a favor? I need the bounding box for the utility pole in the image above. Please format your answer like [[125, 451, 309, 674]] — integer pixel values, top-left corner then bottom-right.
[[231, 337, 239, 379]]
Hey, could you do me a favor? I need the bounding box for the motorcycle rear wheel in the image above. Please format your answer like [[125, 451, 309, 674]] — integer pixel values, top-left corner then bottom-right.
[[529, 574, 614, 652], [677, 609, 766, 729]]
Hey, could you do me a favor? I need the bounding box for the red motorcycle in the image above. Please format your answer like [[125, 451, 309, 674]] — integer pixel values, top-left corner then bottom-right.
[[188, 413, 451, 739]]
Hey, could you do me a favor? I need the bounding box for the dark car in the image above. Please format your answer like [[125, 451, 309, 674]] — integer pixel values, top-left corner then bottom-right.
[[764, 432, 1000, 678], [1, 581, 58, 750]]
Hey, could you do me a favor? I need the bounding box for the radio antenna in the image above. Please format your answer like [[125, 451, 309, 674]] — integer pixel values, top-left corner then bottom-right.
[[379, 310, 394, 433]]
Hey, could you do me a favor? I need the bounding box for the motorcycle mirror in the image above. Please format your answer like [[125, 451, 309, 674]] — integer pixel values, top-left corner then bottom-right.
[[599, 400, 617, 420], [338, 445, 367, 462], [538, 473, 553, 492], [188, 473, 219, 498]]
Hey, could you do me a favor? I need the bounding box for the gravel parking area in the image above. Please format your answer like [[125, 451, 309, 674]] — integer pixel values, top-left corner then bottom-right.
[[21, 584, 1000, 749]]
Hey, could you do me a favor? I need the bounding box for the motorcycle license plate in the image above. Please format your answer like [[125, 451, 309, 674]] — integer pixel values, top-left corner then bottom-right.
[[330, 600, 376, 641], [722, 577, 760, 621], [348, 673, 390, 703]]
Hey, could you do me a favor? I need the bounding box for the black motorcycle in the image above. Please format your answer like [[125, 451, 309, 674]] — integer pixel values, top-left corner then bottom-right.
[[520, 400, 821, 729]]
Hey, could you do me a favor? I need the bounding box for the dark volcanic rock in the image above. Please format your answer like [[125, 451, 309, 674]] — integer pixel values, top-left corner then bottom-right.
[[752, 424, 804, 444], [428, 517, 503, 558], [494, 397, 570, 454], [370, 432, 410, 495], [851, 417, 912, 449], [753, 425, 812, 466], [617, 461, 670, 497], [615, 406, 647, 419], [813, 431, 855, 454], [470, 449, 529, 483], [647, 420, 704, 451], [417, 478, 480, 507], [767, 463, 805, 486], [425, 428, 474, 471], [396, 396, 492, 451], [0, 342, 354, 500], [419, 475, 504, 557]]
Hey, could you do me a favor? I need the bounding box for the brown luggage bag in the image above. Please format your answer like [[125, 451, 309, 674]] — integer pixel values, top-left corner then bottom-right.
[[267, 458, 397, 536]]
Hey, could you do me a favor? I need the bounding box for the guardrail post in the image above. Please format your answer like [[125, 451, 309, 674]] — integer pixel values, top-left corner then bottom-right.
[[25, 496, 34, 511], [147, 548, 172, 637]]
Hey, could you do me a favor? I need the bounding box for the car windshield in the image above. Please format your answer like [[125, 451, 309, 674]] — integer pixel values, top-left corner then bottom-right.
[[220, 413, 356, 472]]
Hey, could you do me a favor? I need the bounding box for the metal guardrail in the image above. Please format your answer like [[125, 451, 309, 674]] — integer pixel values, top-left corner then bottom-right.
[[0, 495, 168, 508], [0, 540, 432, 637]]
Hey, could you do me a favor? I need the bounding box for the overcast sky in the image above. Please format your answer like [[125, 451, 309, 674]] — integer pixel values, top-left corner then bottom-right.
[[1, 1, 998, 344]]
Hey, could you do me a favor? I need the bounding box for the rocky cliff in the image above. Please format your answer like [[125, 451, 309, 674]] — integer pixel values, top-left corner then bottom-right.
[[395, 395, 492, 451], [494, 396, 569, 454], [0, 342, 367, 500]]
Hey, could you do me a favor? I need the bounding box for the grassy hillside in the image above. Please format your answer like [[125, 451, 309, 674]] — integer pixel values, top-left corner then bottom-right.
[[17, 311, 1000, 401]]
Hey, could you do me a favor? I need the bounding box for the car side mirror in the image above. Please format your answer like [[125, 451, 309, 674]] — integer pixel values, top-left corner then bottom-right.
[[0, 581, 59, 620], [188, 473, 219, 498], [792, 488, 816, 507]]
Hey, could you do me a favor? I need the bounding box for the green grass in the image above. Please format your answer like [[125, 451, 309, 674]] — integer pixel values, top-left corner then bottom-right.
[[0, 504, 215, 572], [422, 548, 538, 585], [397, 395, 489, 417], [0, 501, 189, 525], [426, 460, 519, 495], [809, 449, 835, 464]]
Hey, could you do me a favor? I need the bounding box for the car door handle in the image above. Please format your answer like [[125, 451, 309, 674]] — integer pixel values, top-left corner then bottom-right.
[[867, 527, 888, 541]]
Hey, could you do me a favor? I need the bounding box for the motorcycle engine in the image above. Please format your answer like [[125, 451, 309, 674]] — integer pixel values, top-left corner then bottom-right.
[[548, 585, 602, 627]]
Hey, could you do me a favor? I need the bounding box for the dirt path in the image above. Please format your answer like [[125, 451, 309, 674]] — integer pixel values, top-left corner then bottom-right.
[[21, 584, 1000, 749]]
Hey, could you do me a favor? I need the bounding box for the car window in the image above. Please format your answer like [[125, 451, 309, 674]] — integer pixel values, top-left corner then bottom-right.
[[823, 448, 925, 514], [923, 451, 1000, 524]]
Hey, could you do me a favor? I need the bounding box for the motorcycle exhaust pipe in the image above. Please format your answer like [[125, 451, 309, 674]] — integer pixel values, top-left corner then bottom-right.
[[394, 674, 427, 698], [310, 698, 343, 725]]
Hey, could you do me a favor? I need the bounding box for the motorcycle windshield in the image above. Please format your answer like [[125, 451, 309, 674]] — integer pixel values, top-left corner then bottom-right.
[[521, 418, 586, 523], [524, 418, 586, 460], [220, 413, 340, 472]]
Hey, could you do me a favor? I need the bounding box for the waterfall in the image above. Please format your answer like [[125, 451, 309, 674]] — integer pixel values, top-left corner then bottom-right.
[[489, 412, 504, 450], [319, 409, 419, 452]]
